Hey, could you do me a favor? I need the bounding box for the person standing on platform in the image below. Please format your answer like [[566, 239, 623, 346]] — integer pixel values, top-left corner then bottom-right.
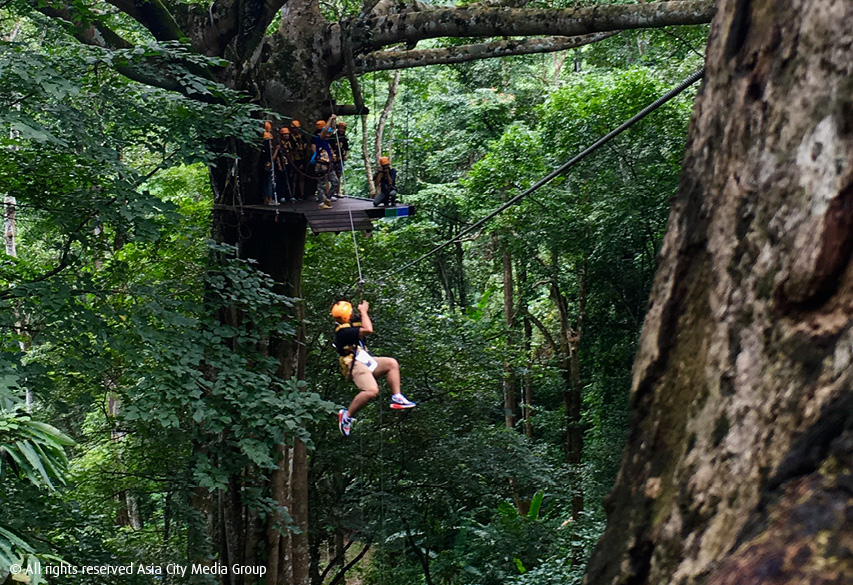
[[313, 115, 337, 209], [273, 126, 295, 204], [261, 121, 277, 206], [329, 121, 349, 201], [289, 120, 308, 200]]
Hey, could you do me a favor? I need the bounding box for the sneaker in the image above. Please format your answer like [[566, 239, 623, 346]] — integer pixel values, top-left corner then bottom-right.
[[390, 394, 416, 409], [330, 196, 338, 202], [338, 409, 353, 437], [321, 200, 333, 209]]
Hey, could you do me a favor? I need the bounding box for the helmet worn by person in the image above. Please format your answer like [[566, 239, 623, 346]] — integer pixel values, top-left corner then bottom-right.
[[262, 131, 274, 140], [331, 300, 353, 323], [290, 120, 301, 128], [379, 156, 390, 166], [264, 121, 273, 131], [316, 119, 326, 130], [337, 122, 347, 129], [280, 127, 290, 135]]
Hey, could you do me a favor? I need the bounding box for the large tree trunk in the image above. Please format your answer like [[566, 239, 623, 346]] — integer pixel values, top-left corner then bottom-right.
[[210, 180, 310, 581], [502, 241, 517, 429], [585, 1, 853, 584]]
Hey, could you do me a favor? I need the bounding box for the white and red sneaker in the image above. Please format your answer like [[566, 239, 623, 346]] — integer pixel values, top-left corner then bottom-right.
[[338, 409, 353, 436], [390, 394, 416, 410]]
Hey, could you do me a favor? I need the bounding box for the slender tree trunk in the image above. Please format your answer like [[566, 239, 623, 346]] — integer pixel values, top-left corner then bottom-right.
[[341, 62, 376, 196], [567, 261, 585, 516], [4, 196, 16, 257], [360, 114, 377, 196], [265, 445, 289, 585], [586, 1, 853, 583], [375, 71, 402, 165], [290, 439, 310, 585], [553, 51, 567, 85], [502, 243, 517, 429], [522, 314, 533, 438], [547, 252, 584, 517], [332, 529, 345, 578], [499, 234, 529, 515], [434, 254, 456, 308], [455, 239, 467, 308], [519, 268, 533, 438], [163, 490, 172, 545]]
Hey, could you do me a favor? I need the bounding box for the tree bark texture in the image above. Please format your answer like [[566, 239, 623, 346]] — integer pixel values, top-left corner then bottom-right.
[[585, 1, 853, 584], [354, 33, 615, 75]]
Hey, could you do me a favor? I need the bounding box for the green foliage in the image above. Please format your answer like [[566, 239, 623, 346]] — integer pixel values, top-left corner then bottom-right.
[[2, 6, 707, 583], [0, 403, 73, 575], [0, 10, 328, 579], [305, 47, 700, 584], [0, 406, 74, 489]]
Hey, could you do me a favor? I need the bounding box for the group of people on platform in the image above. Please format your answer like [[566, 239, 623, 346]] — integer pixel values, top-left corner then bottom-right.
[[261, 114, 398, 210]]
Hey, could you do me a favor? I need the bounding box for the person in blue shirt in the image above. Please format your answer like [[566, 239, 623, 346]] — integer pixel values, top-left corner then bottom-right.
[[313, 115, 338, 209]]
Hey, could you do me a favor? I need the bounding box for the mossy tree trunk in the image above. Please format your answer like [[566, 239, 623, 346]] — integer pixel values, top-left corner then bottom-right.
[[584, 1, 853, 583]]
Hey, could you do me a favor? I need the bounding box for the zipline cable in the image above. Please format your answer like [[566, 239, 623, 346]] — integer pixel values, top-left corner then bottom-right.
[[374, 67, 705, 284]]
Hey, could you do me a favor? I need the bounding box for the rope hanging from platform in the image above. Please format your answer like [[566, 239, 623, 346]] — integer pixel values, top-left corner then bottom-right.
[[348, 208, 365, 296]]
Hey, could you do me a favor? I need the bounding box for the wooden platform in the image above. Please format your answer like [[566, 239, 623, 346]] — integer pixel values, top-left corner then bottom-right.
[[213, 197, 414, 234]]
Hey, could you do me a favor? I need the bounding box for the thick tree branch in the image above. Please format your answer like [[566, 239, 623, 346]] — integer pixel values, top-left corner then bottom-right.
[[368, 0, 433, 17], [235, 0, 289, 60], [38, 5, 132, 49], [327, 543, 371, 585], [360, 0, 714, 52], [353, 32, 617, 74], [171, 0, 239, 56], [527, 312, 558, 355], [318, 539, 355, 583], [38, 5, 225, 102], [103, 0, 187, 42]]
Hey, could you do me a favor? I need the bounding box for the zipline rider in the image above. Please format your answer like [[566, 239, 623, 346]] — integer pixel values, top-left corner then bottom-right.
[[333, 299, 415, 437]]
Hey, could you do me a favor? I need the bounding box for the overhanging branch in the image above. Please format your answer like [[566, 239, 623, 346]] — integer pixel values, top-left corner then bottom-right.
[[352, 32, 618, 74], [360, 0, 714, 51], [103, 0, 187, 42], [37, 5, 224, 103], [38, 5, 132, 49]]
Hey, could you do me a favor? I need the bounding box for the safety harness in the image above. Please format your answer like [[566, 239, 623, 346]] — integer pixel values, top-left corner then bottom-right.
[[335, 321, 365, 379]]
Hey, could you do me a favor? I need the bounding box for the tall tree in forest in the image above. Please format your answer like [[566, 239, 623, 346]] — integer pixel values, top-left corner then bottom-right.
[[585, 1, 853, 583]]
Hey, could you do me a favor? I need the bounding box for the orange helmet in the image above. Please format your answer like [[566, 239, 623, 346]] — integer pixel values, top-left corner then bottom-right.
[[331, 300, 353, 323], [379, 156, 390, 166], [316, 119, 327, 130], [290, 120, 301, 128], [337, 121, 347, 129], [264, 121, 273, 131], [262, 131, 274, 140], [280, 127, 290, 135]]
